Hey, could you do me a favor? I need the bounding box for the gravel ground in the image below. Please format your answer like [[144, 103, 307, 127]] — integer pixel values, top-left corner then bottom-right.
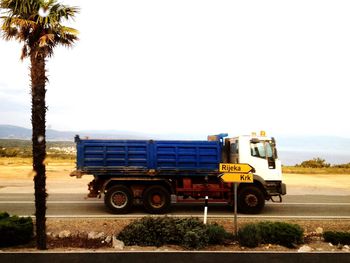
[[45, 218, 350, 237]]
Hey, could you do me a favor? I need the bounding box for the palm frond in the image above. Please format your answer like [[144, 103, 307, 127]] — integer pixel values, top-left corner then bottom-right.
[[1, 24, 18, 40], [39, 33, 54, 47], [60, 26, 79, 35], [54, 33, 78, 47], [6, 16, 37, 28], [49, 3, 79, 22], [0, 0, 40, 17], [1, 0, 79, 58]]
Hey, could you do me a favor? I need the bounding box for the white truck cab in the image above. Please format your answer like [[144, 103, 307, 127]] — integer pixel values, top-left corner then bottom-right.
[[230, 133, 282, 181], [224, 131, 286, 212]]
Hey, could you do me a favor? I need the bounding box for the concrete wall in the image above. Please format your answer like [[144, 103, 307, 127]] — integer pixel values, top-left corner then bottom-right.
[[1, 252, 349, 263]]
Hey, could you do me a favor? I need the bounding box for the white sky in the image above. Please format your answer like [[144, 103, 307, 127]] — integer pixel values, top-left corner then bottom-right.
[[1, 0, 350, 138]]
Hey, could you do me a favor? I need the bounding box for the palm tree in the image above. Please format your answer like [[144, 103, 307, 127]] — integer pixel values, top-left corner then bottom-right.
[[0, 0, 78, 249]]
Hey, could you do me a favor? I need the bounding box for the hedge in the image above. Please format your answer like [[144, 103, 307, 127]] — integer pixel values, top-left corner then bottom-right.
[[324, 231, 350, 245], [117, 217, 230, 249], [0, 212, 33, 247], [238, 221, 304, 248]]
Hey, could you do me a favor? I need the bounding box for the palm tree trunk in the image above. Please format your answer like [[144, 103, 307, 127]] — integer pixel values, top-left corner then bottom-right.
[[31, 50, 47, 250]]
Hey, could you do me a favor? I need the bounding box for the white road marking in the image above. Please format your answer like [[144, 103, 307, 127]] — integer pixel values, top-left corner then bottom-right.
[[17, 215, 350, 220], [0, 201, 102, 204], [0, 201, 349, 205], [268, 202, 350, 206]]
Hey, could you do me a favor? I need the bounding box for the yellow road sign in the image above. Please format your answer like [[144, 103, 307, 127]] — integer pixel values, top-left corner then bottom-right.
[[220, 173, 254, 183], [219, 163, 253, 174]]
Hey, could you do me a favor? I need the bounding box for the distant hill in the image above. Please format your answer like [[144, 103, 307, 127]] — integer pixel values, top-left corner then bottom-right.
[[1, 125, 349, 165], [269, 135, 350, 165], [276, 135, 350, 153], [0, 125, 75, 141], [0, 125, 159, 141]]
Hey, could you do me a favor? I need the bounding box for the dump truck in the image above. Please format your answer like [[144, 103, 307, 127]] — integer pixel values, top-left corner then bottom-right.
[[71, 132, 286, 214]]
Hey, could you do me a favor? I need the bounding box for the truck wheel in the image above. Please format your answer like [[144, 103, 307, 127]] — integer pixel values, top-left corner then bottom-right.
[[104, 185, 133, 214], [143, 185, 171, 214], [238, 186, 265, 214]]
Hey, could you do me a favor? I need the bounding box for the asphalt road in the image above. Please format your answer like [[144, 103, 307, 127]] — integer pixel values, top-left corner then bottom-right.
[[0, 193, 349, 218]]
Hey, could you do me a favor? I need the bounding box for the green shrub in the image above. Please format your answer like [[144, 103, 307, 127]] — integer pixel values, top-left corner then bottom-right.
[[332, 163, 350, 169], [206, 223, 232, 244], [324, 231, 350, 245], [0, 212, 9, 220], [182, 229, 209, 249], [238, 221, 304, 248], [257, 221, 303, 248], [117, 217, 231, 249], [296, 158, 330, 168], [117, 217, 177, 246], [238, 223, 262, 248], [0, 213, 33, 247], [176, 217, 208, 246]]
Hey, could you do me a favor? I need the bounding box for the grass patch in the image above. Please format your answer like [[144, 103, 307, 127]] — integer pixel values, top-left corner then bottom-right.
[[282, 166, 350, 174], [0, 157, 75, 165]]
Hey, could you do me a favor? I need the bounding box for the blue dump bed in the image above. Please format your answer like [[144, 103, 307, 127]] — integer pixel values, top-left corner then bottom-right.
[[75, 136, 223, 176]]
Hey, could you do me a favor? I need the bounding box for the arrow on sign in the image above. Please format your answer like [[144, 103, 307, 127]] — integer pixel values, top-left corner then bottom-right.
[[219, 163, 254, 174], [220, 173, 254, 183]]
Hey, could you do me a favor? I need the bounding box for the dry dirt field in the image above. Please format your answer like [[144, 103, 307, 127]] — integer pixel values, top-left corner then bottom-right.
[[0, 159, 91, 194]]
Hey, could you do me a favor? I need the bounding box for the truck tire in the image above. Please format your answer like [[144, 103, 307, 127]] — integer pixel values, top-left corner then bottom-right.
[[238, 185, 265, 214], [143, 185, 171, 214], [104, 185, 133, 214]]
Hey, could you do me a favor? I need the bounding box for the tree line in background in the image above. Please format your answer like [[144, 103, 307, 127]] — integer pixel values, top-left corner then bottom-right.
[[0, 140, 75, 158], [295, 157, 350, 169]]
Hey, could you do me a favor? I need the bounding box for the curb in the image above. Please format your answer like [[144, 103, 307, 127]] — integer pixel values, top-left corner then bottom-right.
[[1, 251, 349, 263]]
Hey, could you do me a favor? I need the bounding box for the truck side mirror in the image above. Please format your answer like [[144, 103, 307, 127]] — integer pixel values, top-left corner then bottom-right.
[[271, 137, 276, 145]]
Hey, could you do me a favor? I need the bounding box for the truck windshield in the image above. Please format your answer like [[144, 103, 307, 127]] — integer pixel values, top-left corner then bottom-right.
[[250, 140, 277, 159]]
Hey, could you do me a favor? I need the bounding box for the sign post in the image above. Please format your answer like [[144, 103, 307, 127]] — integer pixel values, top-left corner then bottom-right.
[[219, 163, 254, 238], [234, 182, 238, 237]]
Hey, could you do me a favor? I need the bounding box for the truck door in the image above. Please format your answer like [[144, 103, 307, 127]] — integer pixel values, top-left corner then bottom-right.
[[248, 139, 281, 181], [250, 140, 276, 167]]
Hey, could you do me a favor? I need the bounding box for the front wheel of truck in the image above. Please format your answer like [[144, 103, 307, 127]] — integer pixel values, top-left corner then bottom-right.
[[104, 185, 133, 214], [238, 185, 265, 214], [143, 185, 171, 214]]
